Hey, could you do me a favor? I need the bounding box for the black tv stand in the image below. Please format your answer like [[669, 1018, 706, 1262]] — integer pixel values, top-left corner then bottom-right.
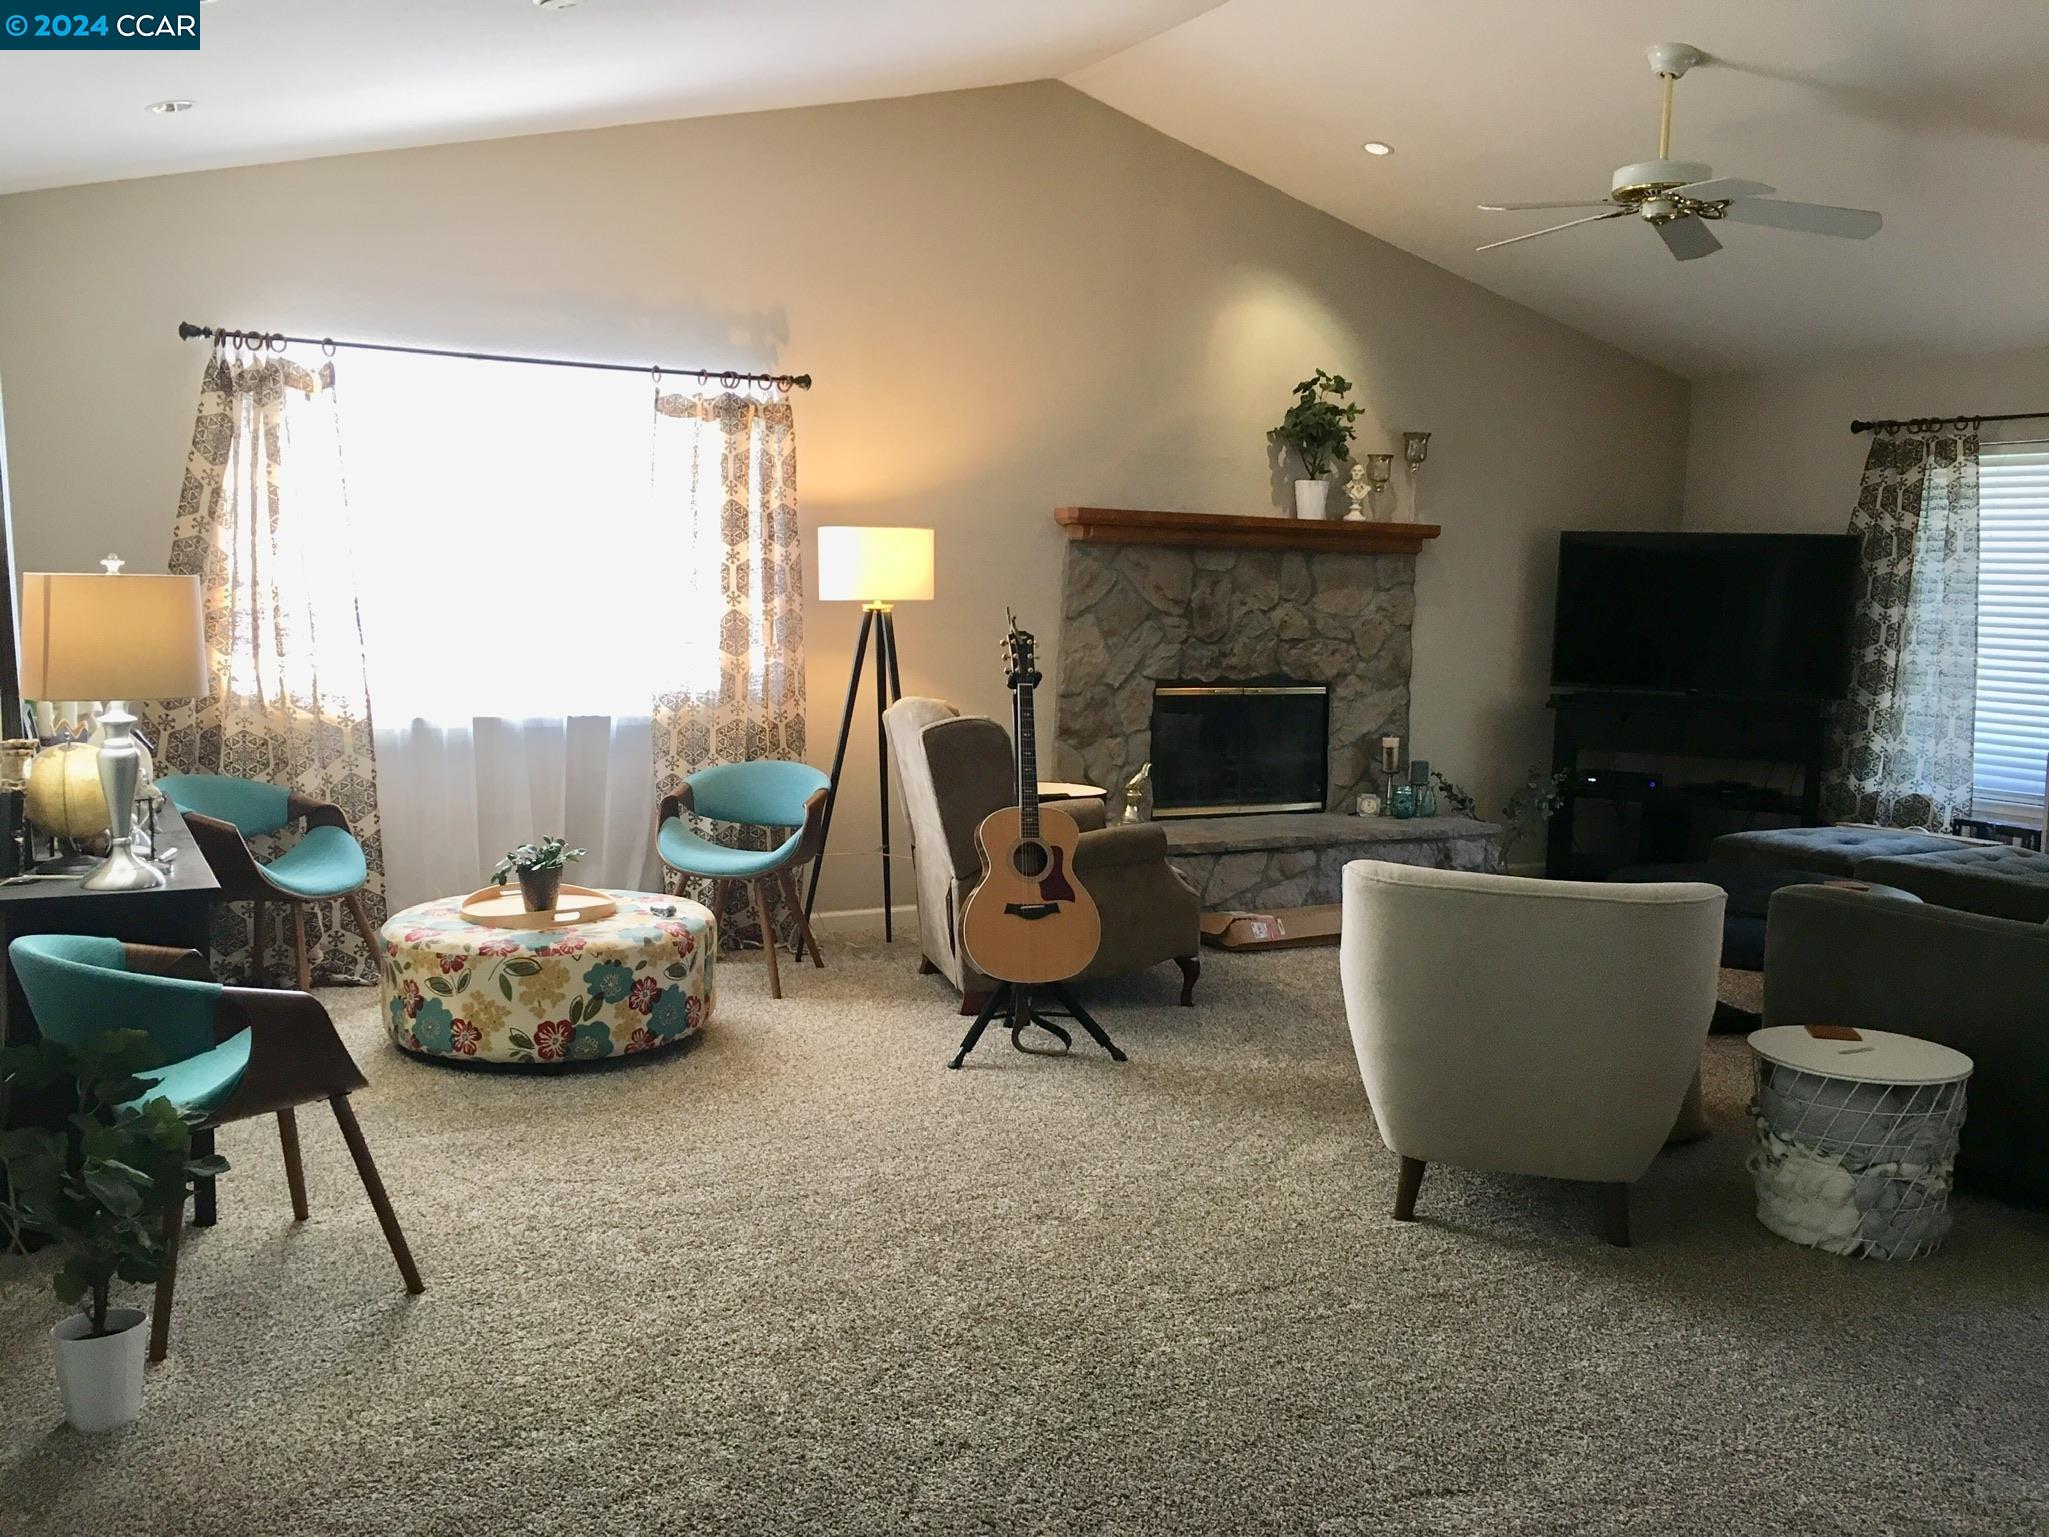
[[1545, 691, 1829, 879]]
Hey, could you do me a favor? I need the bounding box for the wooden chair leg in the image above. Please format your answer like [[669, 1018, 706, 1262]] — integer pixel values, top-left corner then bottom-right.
[[1174, 955, 1200, 1006], [251, 898, 269, 986], [1600, 1182, 1631, 1248], [149, 1191, 185, 1363], [278, 1108, 310, 1222], [191, 1126, 217, 1227], [752, 879, 783, 999], [345, 890, 381, 961], [918, 955, 939, 976], [330, 1095, 425, 1295], [1393, 1156, 1427, 1221], [292, 904, 312, 991], [779, 870, 825, 968]]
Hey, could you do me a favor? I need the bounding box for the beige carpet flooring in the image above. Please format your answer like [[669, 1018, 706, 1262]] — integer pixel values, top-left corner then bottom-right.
[[2, 937, 2046, 1536]]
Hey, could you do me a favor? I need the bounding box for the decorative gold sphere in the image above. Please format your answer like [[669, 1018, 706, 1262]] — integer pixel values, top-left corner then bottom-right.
[[25, 743, 109, 841]]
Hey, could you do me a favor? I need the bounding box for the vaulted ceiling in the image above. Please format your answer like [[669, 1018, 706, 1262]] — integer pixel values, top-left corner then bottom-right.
[[1071, 0, 2049, 376], [5, 0, 2045, 378]]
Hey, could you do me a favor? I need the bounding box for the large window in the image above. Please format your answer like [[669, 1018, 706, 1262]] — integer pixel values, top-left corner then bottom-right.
[[337, 350, 724, 723], [1971, 443, 2049, 825]]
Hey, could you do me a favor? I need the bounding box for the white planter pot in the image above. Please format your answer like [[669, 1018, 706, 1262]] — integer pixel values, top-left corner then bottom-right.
[[1292, 478, 1332, 520], [51, 1307, 147, 1433]]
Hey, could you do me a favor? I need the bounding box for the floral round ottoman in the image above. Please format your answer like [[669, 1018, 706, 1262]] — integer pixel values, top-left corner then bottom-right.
[[378, 890, 714, 1066]]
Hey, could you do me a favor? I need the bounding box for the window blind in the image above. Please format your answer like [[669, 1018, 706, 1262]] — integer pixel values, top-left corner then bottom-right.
[[1972, 444, 2049, 824]]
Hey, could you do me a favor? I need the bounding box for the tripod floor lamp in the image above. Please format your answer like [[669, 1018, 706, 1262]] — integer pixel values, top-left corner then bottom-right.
[[803, 526, 934, 945]]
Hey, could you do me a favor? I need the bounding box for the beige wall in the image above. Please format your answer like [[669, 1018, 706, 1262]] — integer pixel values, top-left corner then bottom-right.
[[1684, 340, 2049, 532], [0, 81, 1688, 914]]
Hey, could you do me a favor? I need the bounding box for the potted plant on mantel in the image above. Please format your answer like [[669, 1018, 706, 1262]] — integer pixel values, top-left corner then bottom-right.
[[493, 836, 586, 912], [0, 1030, 227, 1432], [1268, 369, 1365, 520]]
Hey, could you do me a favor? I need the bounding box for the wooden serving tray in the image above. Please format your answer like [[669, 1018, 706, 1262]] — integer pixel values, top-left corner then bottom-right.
[[458, 883, 619, 930]]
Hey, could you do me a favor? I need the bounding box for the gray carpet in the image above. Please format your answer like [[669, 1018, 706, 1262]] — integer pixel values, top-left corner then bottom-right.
[[2, 938, 2046, 1536]]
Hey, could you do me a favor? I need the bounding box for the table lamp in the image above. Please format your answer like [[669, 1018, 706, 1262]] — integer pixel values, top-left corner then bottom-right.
[[21, 557, 208, 891], [804, 527, 935, 944]]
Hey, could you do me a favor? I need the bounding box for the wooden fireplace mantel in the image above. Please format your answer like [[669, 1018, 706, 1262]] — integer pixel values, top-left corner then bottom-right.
[[1054, 506, 1440, 554]]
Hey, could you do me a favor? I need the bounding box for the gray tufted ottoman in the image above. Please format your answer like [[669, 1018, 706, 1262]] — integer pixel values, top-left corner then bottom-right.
[[1714, 825, 2049, 922], [1854, 843, 2049, 924], [1712, 825, 1967, 877]]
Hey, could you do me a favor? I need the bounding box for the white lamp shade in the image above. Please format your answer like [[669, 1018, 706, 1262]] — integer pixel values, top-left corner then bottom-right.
[[21, 571, 209, 701], [816, 526, 935, 603]]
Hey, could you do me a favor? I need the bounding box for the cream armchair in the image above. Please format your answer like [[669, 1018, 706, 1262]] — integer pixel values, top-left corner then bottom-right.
[[883, 697, 1201, 1011], [1339, 861, 1724, 1245]]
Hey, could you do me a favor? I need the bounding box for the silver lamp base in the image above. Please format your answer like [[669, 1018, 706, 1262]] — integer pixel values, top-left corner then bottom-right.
[[79, 702, 165, 892], [81, 839, 166, 892]]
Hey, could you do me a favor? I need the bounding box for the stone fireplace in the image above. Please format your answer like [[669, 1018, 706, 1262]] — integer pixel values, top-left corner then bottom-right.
[[1051, 507, 1501, 910], [1053, 542, 1414, 811]]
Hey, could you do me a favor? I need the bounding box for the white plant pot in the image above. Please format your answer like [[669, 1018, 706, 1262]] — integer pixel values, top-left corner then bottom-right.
[[1292, 478, 1332, 520], [51, 1307, 147, 1433]]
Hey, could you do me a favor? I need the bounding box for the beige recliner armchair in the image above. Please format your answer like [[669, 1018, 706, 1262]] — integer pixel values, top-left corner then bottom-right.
[[1339, 861, 1724, 1245], [883, 697, 1202, 1011]]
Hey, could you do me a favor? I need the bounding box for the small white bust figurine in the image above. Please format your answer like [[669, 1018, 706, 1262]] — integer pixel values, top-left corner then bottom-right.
[[1344, 462, 1371, 521]]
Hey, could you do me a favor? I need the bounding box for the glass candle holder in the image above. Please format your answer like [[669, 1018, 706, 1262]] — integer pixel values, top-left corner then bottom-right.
[[1390, 783, 1416, 819]]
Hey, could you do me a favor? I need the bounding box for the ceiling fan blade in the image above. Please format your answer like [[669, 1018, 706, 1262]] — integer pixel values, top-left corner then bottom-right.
[[1656, 216, 1722, 261], [1478, 200, 1614, 212], [1476, 209, 1629, 252], [1719, 198, 1883, 238], [1669, 177, 1775, 202]]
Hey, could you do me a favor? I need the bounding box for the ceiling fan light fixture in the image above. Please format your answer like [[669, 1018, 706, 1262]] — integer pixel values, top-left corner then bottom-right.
[[533, 0, 583, 8], [145, 99, 194, 114]]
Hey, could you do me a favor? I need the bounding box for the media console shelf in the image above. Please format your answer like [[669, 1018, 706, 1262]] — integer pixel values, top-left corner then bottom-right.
[[1545, 691, 1829, 879]]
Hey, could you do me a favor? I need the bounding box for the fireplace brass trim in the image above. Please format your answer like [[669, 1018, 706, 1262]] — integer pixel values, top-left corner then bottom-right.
[[1155, 685, 1328, 698], [1155, 800, 1326, 818]]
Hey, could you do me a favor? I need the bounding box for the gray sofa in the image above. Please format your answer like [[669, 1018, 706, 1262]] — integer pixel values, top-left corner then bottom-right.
[[882, 697, 1202, 1010], [1764, 884, 2049, 1204], [1715, 826, 2049, 923]]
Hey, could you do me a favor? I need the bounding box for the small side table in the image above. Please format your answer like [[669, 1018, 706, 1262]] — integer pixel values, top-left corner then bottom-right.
[[1747, 1026, 1972, 1260]]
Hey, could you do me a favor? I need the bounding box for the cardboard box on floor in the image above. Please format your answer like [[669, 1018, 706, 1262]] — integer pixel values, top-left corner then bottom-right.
[[1199, 904, 1341, 951]]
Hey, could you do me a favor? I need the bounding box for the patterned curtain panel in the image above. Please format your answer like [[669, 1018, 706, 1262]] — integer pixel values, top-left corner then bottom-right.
[[1822, 424, 1981, 830], [144, 346, 386, 983], [648, 388, 806, 945]]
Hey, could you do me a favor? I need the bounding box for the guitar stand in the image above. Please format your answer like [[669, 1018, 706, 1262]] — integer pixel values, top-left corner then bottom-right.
[[949, 980, 1127, 1070]]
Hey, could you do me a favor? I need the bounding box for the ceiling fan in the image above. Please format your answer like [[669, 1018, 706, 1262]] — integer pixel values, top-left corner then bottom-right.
[[1476, 43, 1882, 262]]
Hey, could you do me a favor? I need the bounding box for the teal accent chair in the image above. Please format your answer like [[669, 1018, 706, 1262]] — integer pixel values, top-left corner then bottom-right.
[[8, 933, 423, 1362], [656, 761, 830, 999], [156, 773, 379, 987]]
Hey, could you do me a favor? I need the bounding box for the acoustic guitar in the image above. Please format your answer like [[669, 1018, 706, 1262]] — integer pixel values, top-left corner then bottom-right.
[[959, 618, 1102, 985]]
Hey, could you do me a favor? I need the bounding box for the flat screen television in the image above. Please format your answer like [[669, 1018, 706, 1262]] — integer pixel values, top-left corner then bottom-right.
[[1550, 531, 1859, 701]]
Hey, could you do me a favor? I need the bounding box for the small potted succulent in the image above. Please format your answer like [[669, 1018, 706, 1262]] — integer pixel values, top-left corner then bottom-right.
[[1269, 369, 1365, 519], [493, 836, 585, 912], [0, 1030, 227, 1432]]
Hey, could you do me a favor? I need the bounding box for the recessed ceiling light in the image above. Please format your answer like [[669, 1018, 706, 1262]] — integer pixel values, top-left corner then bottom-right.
[[1362, 141, 1393, 156], [145, 99, 195, 114]]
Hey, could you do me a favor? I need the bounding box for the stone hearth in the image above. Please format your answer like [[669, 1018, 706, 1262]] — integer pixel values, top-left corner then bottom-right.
[[1161, 813, 1503, 910], [1054, 543, 1413, 812]]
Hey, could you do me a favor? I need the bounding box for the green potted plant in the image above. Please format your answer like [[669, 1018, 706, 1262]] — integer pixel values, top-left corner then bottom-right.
[[493, 836, 585, 912], [1268, 369, 1365, 520], [0, 1030, 227, 1432], [1502, 767, 1571, 865]]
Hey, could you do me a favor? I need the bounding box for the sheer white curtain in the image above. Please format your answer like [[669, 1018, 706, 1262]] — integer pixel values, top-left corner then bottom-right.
[[339, 352, 688, 909]]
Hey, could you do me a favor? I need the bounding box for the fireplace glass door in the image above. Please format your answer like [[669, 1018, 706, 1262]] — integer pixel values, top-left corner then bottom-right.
[[1149, 682, 1328, 816]]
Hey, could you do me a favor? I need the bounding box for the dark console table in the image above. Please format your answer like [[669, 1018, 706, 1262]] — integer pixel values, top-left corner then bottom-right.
[[1546, 692, 1830, 879]]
